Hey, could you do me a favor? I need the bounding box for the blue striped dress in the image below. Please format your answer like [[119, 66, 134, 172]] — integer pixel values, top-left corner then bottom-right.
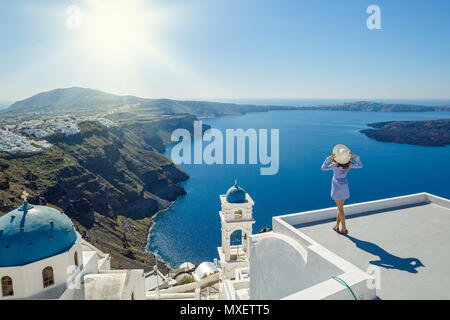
[[321, 156, 363, 200]]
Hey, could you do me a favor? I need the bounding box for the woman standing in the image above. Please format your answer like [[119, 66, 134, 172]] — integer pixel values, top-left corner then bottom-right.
[[321, 145, 363, 234]]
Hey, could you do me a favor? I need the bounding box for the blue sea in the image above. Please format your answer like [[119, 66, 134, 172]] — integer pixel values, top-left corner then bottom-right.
[[148, 109, 450, 268]]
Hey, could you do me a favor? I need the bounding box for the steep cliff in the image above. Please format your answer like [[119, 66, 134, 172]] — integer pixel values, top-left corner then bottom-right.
[[0, 116, 199, 272]]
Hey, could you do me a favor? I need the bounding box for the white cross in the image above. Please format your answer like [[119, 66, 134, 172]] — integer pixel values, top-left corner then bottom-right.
[[21, 190, 29, 202]]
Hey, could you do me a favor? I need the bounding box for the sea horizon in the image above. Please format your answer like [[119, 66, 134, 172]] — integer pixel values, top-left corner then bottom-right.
[[208, 98, 450, 107]]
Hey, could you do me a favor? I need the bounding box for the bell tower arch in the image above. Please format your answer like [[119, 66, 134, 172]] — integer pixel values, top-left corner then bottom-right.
[[218, 181, 255, 280]]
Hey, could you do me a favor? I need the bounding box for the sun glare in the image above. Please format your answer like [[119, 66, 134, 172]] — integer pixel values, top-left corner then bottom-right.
[[69, 0, 213, 98], [80, 0, 160, 63]]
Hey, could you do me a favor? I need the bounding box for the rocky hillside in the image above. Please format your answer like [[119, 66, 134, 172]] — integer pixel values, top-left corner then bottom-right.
[[3, 87, 298, 122], [8, 87, 142, 114], [0, 115, 203, 272]]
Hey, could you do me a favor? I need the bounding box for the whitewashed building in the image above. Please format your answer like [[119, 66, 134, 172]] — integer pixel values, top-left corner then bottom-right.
[[0, 193, 146, 300]]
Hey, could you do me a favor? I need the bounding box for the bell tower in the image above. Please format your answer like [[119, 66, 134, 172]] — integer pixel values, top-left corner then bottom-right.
[[217, 181, 255, 280]]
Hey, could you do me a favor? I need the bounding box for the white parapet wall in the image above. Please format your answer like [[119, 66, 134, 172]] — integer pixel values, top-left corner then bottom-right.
[[221, 278, 250, 300], [274, 192, 433, 228], [249, 192, 448, 300]]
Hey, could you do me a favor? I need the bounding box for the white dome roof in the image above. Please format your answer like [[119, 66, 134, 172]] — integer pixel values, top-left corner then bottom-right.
[[193, 262, 218, 281], [179, 262, 195, 270], [0, 203, 78, 267]]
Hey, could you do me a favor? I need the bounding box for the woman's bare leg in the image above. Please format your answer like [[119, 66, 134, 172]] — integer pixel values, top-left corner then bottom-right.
[[333, 200, 341, 231], [337, 200, 347, 232]]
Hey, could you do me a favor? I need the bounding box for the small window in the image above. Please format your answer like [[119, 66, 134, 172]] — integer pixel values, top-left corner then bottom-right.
[[1, 276, 14, 297], [234, 210, 243, 219], [42, 267, 55, 288], [74, 251, 79, 267]]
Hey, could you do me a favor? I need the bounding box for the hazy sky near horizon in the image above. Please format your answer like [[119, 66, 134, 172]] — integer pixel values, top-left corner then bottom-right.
[[1, 0, 449, 102]]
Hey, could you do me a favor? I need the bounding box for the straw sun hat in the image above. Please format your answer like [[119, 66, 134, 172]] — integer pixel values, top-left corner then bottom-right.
[[332, 144, 351, 165]]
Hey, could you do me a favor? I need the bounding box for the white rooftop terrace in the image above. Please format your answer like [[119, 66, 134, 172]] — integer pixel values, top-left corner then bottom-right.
[[272, 192, 450, 300]]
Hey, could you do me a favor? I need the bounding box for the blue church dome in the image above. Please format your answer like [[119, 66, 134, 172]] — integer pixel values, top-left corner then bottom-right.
[[225, 181, 247, 203], [0, 202, 78, 267]]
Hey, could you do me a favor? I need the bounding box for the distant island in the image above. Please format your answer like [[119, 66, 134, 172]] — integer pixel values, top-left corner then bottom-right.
[[298, 101, 450, 112], [360, 119, 450, 146]]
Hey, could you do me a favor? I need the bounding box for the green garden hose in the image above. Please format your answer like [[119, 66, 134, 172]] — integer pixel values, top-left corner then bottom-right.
[[332, 276, 357, 300]]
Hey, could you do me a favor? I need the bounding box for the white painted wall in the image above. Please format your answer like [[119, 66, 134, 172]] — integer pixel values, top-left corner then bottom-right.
[[123, 270, 146, 300], [0, 237, 82, 300], [249, 232, 343, 299]]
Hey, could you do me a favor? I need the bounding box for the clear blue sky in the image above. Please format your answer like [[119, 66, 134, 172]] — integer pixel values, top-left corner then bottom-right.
[[1, 0, 449, 101]]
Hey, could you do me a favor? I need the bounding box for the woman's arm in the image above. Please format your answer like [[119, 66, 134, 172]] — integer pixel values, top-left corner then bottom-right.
[[321, 156, 335, 171], [350, 154, 363, 168]]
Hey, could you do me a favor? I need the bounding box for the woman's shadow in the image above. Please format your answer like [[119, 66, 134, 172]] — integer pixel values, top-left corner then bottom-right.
[[343, 234, 424, 273]]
